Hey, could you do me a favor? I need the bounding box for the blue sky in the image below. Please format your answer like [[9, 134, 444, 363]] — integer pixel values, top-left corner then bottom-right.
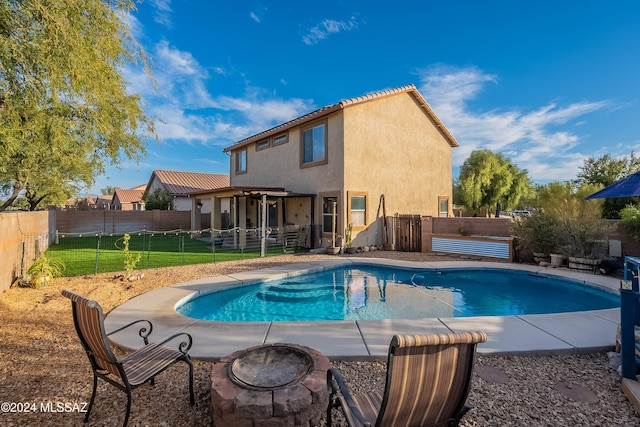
[[89, 0, 640, 194]]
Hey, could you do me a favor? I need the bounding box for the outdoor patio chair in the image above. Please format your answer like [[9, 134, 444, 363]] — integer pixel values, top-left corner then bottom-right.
[[327, 331, 487, 427], [62, 289, 194, 427]]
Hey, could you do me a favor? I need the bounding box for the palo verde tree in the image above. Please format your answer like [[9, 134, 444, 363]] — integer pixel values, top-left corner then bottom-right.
[[0, 0, 154, 211], [457, 149, 532, 217]]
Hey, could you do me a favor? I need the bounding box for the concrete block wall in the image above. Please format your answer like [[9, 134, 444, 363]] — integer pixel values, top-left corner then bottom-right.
[[56, 210, 211, 234], [422, 216, 640, 259], [0, 210, 56, 292]]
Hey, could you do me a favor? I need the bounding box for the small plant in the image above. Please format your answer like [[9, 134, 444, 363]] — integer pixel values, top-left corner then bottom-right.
[[117, 234, 142, 276], [345, 224, 353, 248], [19, 254, 66, 288], [458, 227, 470, 236]]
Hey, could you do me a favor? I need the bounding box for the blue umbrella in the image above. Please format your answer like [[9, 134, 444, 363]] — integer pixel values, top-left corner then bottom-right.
[[585, 171, 640, 199]]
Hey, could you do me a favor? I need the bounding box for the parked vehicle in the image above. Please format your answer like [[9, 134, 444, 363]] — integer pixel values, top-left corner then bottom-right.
[[511, 210, 532, 218]]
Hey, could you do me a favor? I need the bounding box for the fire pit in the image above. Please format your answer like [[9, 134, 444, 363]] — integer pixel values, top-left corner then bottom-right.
[[211, 343, 330, 426]]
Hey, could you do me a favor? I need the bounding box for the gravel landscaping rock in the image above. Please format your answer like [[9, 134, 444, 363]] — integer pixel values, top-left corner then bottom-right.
[[0, 252, 637, 426]]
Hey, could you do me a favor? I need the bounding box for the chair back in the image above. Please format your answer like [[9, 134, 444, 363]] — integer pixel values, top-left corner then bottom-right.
[[62, 290, 121, 378], [376, 331, 487, 427]]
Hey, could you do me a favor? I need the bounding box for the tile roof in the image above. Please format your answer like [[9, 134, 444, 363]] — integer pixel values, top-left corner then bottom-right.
[[150, 170, 230, 196], [113, 189, 144, 203], [223, 84, 459, 152]]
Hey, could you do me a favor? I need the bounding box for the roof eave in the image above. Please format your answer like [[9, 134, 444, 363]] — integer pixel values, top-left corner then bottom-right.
[[223, 104, 343, 153], [222, 84, 460, 151]]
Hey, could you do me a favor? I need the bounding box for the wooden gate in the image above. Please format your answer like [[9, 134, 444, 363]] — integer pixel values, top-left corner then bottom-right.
[[394, 214, 422, 252]]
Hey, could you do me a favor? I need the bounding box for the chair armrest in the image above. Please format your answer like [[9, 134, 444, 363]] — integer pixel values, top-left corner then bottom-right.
[[327, 368, 371, 426], [107, 319, 153, 345], [154, 332, 193, 355]]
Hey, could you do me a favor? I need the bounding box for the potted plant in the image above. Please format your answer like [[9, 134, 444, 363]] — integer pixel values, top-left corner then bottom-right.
[[557, 217, 616, 273], [344, 224, 356, 254], [327, 238, 341, 255]]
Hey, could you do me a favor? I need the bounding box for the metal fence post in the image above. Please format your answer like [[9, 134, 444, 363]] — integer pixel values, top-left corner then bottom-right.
[[95, 234, 101, 275]]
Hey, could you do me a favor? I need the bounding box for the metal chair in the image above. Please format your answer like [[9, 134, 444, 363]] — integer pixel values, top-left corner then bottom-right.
[[62, 289, 194, 427], [327, 331, 487, 427]]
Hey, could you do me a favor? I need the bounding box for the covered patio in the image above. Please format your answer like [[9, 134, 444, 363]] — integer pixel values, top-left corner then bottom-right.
[[189, 186, 318, 253]]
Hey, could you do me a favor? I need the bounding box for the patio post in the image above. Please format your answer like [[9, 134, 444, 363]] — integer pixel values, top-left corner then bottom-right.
[[261, 194, 267, 257]]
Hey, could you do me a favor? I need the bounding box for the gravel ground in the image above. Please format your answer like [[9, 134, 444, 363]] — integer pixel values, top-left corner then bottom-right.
[[0, 251, 638, 426]]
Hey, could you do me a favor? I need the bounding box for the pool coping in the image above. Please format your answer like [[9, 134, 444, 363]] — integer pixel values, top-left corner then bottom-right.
[[104, 258, 621, 361]]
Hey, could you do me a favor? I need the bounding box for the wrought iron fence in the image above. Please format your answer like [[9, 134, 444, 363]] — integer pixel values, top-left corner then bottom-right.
[[19, 226, 309, 277]]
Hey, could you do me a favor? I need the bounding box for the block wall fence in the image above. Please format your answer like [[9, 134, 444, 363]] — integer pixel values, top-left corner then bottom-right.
[[421, 216, 640, 258]]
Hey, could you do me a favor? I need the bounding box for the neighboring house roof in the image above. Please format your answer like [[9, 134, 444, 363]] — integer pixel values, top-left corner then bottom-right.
[[113, 189, 145, 204], [147, 170, 230, 196], [223, 84, 459, 153]]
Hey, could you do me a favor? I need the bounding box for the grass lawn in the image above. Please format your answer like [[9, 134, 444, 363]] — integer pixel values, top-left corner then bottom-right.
[[46, 233, 297, 276]]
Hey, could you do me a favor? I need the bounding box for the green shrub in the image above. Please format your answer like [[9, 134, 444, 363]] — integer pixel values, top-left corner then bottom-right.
[[19, 255, 66, 288], [511, 212, 559, 255], [620, 204, 640, 242]]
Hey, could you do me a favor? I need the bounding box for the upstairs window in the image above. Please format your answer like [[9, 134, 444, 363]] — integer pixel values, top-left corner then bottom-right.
[[236, 148, 247, 174], [302, 122, 326, 165], [256, 139, 269, 151], [273, 133, 288, 145]]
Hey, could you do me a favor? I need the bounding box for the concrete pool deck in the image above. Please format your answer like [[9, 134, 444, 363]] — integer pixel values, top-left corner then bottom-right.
[[105, 258, 621, 361]]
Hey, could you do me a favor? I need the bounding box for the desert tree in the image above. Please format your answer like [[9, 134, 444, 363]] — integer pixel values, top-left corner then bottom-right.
[[457, 149, 532, 217], [0, 0, 154, 211], [576, 152, 640, 218]]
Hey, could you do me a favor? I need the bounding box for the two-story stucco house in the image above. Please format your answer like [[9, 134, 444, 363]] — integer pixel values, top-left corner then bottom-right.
[[196, 84, 458, 249]]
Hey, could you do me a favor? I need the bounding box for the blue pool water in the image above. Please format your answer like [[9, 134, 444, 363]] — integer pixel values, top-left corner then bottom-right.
[[176, 265, 619, 322]]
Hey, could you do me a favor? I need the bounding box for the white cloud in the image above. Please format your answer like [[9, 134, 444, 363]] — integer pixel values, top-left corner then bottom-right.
[[416, 65, 610, 181], [249, 3, 268, 23], [249, 11, 261, 23], [124, 42, 315, 147], [302, 16, 360, 45], [149, 0, 173, 29]]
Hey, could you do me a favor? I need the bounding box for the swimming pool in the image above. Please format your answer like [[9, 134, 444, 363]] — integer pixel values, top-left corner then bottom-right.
[[176, 265, 619, 322]]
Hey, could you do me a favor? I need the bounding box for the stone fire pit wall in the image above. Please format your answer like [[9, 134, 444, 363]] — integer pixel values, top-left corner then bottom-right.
[[211, 343, 330, 426]]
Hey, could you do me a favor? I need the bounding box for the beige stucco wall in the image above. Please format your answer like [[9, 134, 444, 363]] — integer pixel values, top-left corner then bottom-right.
[[230, 114, 345, 242], [230, 114, 345, 194], [343, 92, 452, 215], [342, 92, 453, 246], [0, 210, 56, 292], [228, 90, 454, 247]]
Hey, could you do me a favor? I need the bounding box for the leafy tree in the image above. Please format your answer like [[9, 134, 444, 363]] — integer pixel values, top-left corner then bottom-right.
[[537, 181, 613, 259], [24, 181, 75, 211], [576, 152, 640, 218], [538, 181, 603, 220], [457, 149, 532, 217], [101, 186, 117, 196], [143, 188, 172, 210], [0, 0, 154, 212], [577, 152, 640, 186]]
